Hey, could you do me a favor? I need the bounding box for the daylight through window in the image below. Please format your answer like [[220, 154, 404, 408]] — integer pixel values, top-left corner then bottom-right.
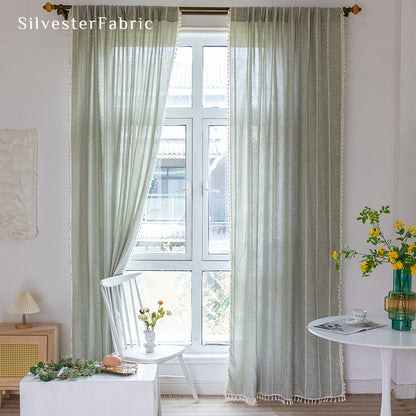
[[128, 31, 230, 352]]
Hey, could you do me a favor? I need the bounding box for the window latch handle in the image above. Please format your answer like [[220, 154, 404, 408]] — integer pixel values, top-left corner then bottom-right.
[[203, 183, 221, 194], [175, 181, 191, 193]]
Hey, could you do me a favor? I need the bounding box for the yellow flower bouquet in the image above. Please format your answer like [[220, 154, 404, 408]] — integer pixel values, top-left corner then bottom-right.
[[333, 206, 416, 331], [333, 206, 416, 277]]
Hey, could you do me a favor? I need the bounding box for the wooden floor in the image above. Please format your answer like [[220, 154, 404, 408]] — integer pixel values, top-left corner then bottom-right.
[[1, 394, 415, 415], [161, 395, 416, 415]]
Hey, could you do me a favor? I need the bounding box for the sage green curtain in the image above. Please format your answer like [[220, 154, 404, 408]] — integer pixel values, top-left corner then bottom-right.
[[71, 5, 179, 360], [227, 7, 344, 404]]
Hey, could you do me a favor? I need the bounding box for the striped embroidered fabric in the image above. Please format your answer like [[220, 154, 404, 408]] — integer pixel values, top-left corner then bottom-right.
[[227, 7, 344, 405]]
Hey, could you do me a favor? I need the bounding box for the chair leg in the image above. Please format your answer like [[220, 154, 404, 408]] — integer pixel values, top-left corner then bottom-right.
[[158, 392, 162, 416], [177, 354, 199, 403], [157, 366, 162, 416]]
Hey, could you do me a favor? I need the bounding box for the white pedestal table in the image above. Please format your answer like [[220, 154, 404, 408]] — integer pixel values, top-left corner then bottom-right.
[[308, 315, 416, 416], [20, 364, 159, 416]]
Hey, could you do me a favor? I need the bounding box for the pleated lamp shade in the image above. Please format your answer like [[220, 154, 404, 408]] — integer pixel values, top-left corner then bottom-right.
[[7, 292, 40, 329]]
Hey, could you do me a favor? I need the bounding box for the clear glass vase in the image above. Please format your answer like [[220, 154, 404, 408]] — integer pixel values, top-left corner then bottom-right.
[[384, 270, 416, 331]]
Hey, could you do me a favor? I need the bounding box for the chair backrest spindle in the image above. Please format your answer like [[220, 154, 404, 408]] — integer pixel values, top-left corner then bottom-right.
[[120, 281, 134, 346], [101, 285, 124, 354], [134, 278, 144, 310], [129, 279, 141, 346], [113, 286, 129, 351]]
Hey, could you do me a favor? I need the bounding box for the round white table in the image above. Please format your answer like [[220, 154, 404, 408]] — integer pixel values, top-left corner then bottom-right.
[[308, 315, 416, 416]]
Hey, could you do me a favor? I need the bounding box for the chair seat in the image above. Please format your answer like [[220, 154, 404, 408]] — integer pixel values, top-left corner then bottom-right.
[[121, 345, 186, 364]]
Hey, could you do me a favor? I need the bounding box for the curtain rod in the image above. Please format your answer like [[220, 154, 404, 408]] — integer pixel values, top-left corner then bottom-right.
[[43, 3, 362, 20]]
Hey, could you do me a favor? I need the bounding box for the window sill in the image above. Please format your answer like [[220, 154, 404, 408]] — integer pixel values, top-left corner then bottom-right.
[[163, 352, 228, 365]]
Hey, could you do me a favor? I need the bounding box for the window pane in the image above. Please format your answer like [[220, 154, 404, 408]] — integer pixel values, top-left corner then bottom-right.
[[167, 47, 192, 108], [136, 125, 187, 254], [202, 271, 230, 344], [203, 47, 228, 108], [208, 125, 230, 254], [136, 271, 191, 344]]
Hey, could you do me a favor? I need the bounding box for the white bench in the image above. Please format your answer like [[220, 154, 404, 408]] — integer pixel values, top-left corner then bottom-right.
[[20, 364, 159, 416]]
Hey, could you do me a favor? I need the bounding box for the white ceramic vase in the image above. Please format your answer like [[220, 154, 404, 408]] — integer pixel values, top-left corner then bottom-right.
[[144, 329, 156, 353]]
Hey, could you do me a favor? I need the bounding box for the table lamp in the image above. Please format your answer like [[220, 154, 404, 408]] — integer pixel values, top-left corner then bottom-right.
[[7, 292, 40, 329]]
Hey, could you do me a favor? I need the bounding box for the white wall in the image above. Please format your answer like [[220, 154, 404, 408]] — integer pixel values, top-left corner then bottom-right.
[[1, 0, 415, 396], [0, 1, 72, 352]]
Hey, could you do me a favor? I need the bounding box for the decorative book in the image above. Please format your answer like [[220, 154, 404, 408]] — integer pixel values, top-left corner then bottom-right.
[[313, 319, 386, 335]]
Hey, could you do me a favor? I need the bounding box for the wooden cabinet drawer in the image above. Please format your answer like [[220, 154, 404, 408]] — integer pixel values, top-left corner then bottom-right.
[[0, 335, 48, 385], [0, 323, 59, 407]]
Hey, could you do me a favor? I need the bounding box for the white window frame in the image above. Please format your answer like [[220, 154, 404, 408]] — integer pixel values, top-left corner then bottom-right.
[[127, 29, 230, 354], [202, 118, 229, 261], [130, 119, 193, 262]]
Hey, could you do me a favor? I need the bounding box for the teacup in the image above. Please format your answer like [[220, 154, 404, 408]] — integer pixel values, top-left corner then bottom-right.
[[352, 308, 367, 322]]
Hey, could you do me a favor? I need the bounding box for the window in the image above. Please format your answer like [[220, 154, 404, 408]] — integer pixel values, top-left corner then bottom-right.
[[128, 31, 230, 353], [135, 123, 190, 256]]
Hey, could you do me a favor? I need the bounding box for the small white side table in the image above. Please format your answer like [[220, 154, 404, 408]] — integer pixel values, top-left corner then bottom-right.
[[20, 364, 159, 416], [308, 315, 416, 416]]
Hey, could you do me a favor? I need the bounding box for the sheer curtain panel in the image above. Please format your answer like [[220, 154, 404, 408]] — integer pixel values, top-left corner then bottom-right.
[[227, 7, 344, 404], [71, 5, 179, 360]]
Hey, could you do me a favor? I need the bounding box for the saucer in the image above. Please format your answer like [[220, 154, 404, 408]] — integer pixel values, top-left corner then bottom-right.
[[342, 317, 369, 324]]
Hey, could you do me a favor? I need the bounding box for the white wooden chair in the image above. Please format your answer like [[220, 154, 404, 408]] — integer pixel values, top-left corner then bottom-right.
[[100, 272, 199, 406]]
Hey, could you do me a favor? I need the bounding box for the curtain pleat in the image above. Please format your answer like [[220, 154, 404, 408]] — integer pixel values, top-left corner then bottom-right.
[[71, 5, 179, 360], [227, 7, 344, 404]]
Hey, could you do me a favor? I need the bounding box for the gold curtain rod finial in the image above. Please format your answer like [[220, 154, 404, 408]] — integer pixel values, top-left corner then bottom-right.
[[43, 2, 53, 13], [343, 4, 362, 17], [43, 3, 71, 20]]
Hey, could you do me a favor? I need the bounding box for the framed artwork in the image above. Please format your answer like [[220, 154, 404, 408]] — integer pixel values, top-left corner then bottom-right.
[[0, 129, 38, 241]]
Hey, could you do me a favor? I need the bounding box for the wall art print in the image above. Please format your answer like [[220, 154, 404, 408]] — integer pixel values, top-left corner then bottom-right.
[[0, 129, 38, 241]]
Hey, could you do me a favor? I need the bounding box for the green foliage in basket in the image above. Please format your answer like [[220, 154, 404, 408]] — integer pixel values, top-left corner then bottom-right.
[[30, 356, 102, 382]]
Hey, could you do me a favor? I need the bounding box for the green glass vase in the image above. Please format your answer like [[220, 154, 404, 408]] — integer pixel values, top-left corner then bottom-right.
[[384, 269, 416, 331]]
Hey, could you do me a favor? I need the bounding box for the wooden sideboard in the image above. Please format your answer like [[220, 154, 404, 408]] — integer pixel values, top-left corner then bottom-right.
[[0, 323, 60, 407]]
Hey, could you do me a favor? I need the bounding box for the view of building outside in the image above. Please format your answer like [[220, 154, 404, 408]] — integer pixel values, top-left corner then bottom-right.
[[136, 46, 229, 257], [136, 125, 187, 254]]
